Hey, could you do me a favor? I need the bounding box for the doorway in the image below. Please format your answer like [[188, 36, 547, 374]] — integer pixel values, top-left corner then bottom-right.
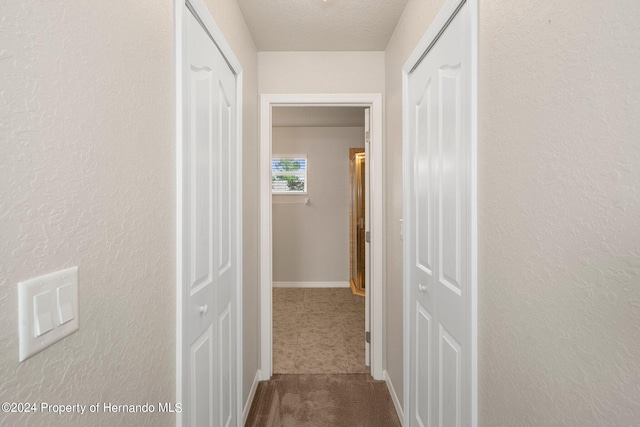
[[269, 106, 368, 374], [260, 94, 384, 381]]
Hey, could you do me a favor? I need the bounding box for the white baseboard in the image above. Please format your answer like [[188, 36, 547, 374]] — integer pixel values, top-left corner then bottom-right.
[[384, 370, 404, 426], [272, 281, 350, 288], [243, 369, 261, 425]]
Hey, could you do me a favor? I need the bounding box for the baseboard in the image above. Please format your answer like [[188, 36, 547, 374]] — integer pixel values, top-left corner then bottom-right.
[[243, 369, 261, 425], [272, 281, 350, 288], [384, 370, 404, 426]]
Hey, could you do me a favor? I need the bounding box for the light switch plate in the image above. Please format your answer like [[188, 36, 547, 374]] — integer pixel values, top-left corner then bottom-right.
[[18, 267, 79, 362]]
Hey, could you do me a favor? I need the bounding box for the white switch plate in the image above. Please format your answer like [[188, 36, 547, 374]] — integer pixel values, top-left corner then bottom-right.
[[18, 267, 79, 362]]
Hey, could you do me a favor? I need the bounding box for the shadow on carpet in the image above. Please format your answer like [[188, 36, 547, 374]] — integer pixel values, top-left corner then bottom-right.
[[245, 374, 401, 427]]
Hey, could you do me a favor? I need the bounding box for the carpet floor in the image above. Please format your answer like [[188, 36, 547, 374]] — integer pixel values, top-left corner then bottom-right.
[[273, 288, 368, 374], [245, 374, 402, 427]]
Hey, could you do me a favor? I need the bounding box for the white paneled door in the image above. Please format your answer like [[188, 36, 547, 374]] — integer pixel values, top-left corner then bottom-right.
[[182, 5, 238, 427], [405, 2, 473, 426]]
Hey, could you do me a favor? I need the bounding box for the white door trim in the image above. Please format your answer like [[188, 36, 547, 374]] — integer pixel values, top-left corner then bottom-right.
[[402, 0, 478, 425], [175, 0, 244, 425], [260, 93, 384, 380]]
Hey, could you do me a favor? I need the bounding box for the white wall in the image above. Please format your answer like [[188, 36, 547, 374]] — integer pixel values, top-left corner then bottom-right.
[[259, 51, 385, 94], [272, 127, 364, 283], [385, 0, 640, 424], [0, 1, 259, 425]]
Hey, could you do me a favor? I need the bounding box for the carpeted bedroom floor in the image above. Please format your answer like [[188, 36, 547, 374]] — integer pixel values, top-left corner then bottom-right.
[[272, 287, 369, 374], [245, 288, 401, 426]]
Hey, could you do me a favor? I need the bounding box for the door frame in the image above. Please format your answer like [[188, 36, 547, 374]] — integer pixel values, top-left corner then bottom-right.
[[259, 93, 384, 380], [401, 0, 478, 425], [175, 0, 244, 425]]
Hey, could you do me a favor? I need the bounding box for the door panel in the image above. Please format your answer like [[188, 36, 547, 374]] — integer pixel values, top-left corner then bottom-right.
[[218, 82, 232, 272], [191, 69, 214, 293], [191, 326, 213, 427], [185, 9, 219, 425], [219, 305, 231, 427], [416, 79, 433, 275], [183, 5, 238, 426], [416, 303, 432, 427], [215, 39, 237, 427], [439, 66, 462, 294], [439, 326, 461, 427], [413, 65, 436, 427], [408, 3, 470, 426]]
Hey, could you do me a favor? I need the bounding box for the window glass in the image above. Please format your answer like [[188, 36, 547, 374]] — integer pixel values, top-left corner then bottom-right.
[[272, 156, 307, 194]]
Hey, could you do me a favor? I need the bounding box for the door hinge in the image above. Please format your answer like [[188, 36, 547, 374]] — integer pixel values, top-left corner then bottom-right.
[[365, 131, 370, 143], [365, 231, 370, 243], [365, 331, 370, 344]]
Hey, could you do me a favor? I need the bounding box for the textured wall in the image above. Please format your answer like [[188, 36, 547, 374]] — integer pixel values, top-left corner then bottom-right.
[[272, 127, 364, 283], [383, 0, 448, 407], [0, 0, 259, 425], [478, 1, 640, 425], [201, 0, 261, 407], [258, 51, 385, 94], [0, 1, 175, 425]]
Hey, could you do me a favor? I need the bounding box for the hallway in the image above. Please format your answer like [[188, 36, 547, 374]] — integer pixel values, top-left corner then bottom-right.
[[245, 374, 400, 426], [248, 288, 399, 425], [2, 0, 639, 426]]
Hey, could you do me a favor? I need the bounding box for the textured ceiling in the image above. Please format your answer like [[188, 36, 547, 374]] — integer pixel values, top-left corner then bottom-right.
[[237, 0, 409, 51], [273, 107, 365, 127]]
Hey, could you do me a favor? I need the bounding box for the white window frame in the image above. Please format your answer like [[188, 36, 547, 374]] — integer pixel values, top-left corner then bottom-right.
[[271, 154, 308, 195]]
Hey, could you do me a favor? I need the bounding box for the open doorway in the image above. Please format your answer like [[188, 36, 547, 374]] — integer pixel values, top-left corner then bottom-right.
[[259, 94, 384, 381], [270, 106, 367, 374], [349, 147, 366, 297]]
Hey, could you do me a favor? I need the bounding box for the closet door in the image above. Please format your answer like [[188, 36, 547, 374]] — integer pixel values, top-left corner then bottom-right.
[[406, 3, 472, 426], [182, 5, 239, 426]]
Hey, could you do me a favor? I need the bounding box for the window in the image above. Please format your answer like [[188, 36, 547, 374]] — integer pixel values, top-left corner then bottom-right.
[[272, 155, 307, 194]]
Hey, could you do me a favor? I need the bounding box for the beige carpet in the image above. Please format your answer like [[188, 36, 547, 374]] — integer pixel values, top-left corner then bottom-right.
[[245, 374, 402, 427], [273, 287, 368, 374]]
